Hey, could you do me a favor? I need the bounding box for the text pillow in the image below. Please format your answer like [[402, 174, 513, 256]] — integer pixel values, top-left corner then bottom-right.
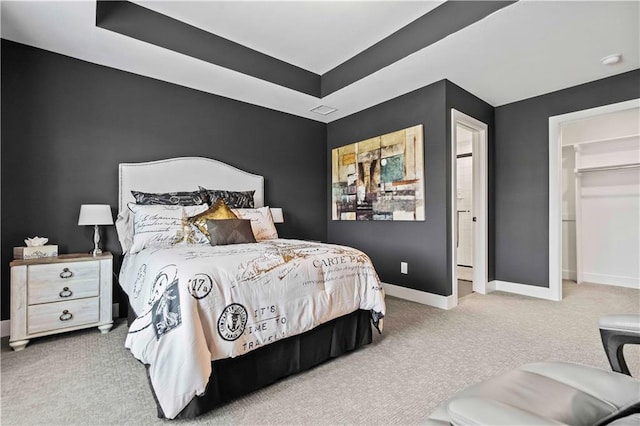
[[128, 203, 207, 253], [131, 190, 207, 206], [232, 207, 278, 241], [198, 186, 255, 208]]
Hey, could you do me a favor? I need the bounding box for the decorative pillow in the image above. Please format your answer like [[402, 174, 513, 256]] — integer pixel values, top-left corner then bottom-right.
[[198, 186, 255, 208], [128, 203, 207, 253], [232, 207, 278, 241], [185, 224, 210, 245], [187, 199, 238, 239], [115, 208, 134, 254], [131, 190, 207, 206], [206, 219, 257, 246]]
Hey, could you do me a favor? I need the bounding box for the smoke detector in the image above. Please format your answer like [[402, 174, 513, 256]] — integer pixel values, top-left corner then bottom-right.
[[601, 54, 622, 66]]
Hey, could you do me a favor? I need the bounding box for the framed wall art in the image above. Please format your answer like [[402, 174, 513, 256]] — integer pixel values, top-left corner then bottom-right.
[[332, 124, 425, 221]]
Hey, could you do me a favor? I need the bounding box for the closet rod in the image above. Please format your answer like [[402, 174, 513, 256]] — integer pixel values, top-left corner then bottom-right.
[[575, 162, 640, 173]]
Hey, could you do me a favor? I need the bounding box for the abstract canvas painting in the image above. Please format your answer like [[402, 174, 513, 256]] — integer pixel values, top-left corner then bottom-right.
[[332, 124, 425, 221]]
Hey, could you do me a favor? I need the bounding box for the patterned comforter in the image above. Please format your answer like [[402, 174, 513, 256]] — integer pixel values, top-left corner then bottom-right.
[[120, 239, 386, 419]]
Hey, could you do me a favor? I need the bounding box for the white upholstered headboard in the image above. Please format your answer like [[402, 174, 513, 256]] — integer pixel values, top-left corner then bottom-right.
[[118, 157, 264, 212]]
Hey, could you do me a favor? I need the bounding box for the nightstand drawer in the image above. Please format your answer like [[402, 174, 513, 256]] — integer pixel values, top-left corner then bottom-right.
[[28, 298, 99, 334], [28, 261, 100, 287], [28, 277, 100, 305]]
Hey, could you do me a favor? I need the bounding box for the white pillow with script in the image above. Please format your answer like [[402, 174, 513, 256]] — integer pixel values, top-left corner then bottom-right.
[[232, 207, 278, 241], [128, 203, 207, 253]]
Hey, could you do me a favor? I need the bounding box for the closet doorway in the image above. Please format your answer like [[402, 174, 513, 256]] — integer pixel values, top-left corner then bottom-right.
[[561, 106, 640, 288], [451, 110, 488, 305], [549, 99, 640, 300]]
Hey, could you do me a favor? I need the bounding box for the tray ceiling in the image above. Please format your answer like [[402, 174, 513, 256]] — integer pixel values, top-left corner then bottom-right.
[[2, 1, 638, 123]]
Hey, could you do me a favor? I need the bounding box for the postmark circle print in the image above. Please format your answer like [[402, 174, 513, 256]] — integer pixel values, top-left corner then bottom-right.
[[217, 303, 248, 341], [188, 273, 213, 299]]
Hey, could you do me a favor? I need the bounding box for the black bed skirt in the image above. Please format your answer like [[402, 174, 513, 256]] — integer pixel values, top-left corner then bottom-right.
[[128, 303, 373, 419]]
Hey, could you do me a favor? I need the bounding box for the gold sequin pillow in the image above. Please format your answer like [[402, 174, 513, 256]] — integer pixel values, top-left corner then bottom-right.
[[188, 199, 238, 238]]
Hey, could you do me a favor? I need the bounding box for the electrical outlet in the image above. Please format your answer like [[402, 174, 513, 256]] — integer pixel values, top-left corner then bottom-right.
[[401, 262, 408, 274]]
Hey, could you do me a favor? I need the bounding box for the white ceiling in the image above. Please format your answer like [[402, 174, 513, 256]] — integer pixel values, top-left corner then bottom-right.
[[135, 1, 443, 74], [2, 1, 639, 123]]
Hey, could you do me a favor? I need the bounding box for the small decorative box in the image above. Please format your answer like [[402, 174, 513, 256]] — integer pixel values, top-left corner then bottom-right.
[[13, 245, 59, 260]]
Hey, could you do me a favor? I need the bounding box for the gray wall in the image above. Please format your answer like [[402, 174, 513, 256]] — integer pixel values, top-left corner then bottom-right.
[[1, 40, 327, 320], [2, 39, 638, 324], [494, 70, 640, 287], [326, 80, 494, 296]]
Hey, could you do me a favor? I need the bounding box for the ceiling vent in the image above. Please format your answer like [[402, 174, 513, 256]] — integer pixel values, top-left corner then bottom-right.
[[310, 105, 338, 115]]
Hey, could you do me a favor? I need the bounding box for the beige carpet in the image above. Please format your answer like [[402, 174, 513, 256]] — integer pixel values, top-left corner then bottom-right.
[[2, 281, 638, 425]]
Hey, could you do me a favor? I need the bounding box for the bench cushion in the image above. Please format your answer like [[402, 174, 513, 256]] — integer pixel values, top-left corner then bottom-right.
[[426, 362, 640, 425]]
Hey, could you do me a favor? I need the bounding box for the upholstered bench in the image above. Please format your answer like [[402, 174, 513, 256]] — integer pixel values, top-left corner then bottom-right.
[[426, 315, 640, 425]]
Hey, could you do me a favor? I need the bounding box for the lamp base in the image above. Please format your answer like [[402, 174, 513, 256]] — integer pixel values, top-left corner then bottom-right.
[[91, 225, 103, 256]]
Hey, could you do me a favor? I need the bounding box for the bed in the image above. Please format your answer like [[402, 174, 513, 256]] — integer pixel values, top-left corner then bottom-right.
[[116, 157, 386, 419]]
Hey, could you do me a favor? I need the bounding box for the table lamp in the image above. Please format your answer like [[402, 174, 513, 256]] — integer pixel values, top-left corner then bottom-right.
[[78, 204, 114, 255]]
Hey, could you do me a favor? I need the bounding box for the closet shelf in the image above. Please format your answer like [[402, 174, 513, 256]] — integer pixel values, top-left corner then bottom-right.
[[571, 134, 639, 149], [575, 162, 640, 173]]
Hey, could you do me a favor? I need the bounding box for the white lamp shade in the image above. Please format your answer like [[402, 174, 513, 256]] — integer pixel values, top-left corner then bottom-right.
[[271, 208, 284, 224], [78, 204, 114, 226]]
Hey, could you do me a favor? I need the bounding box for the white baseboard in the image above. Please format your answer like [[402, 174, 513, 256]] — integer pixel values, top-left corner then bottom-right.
[[1, 303, 121, 339], [491, 280, 560, 301], [581, 272, 639, 289], [383, 282, 456, 310], [562, 270, 577, 281]]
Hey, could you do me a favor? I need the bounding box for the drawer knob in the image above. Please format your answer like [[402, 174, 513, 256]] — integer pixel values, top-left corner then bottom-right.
[[59, 268, 73, 279], [59, 310, 73, 321], [59, 287, 73, 298]]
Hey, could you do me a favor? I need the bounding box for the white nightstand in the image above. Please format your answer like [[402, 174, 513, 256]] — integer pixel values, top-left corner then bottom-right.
[[9, 252, 113, 351]]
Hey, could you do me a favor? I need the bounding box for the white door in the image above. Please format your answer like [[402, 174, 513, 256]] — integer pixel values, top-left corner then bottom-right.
[[457, 156, 473, 267]]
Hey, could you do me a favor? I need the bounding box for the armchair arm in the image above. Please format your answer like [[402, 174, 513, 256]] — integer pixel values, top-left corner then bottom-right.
[[599, 315, 640, 376]]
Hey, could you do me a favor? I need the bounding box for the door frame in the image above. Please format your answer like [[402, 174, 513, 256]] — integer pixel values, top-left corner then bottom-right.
[[451, 109, 489, 304], [548, 98, 640, 301]]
